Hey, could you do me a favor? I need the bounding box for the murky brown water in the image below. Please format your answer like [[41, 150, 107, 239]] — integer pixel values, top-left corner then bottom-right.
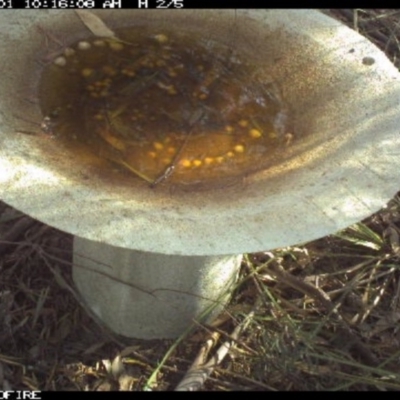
[[38, 26, 291, 189]]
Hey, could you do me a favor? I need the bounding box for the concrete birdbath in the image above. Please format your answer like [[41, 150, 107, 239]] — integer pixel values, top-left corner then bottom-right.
[[1, 9, 400, 339]]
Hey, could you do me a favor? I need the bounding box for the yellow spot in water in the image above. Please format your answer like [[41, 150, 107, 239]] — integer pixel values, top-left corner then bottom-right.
[[215, 156, 224, 163], [108, 41, 124, 51], [94, 113, 104, 120], [167, 147, 176, 154], [198, 93, 208, 100], [164, 137, 172, 144], [168, 87, 178, 95], [268, 131, 278, 139], [162, 158, 172, 164], [81, 68, 94, 78], [54, 56, 67, 67], [148, 151, 157, 159], [93, 39, 106, 47], [78, 41, 91, 50], [226, 151, 235, 158], [204, 157, 213, 165], [284, 133, 294, 146], [64, 48, 75, 57], [180, 159, 192, 168], [238, 119, 249, 128], [153, 142, 164, 150], [154, 33, 168, 43], [192, 159, 202, 167], [249, 128, 262, 138], [234, 144, 245, 153], [225, 125, 234, 134]]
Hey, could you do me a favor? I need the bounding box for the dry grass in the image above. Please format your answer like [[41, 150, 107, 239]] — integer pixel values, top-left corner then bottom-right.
[[1, 9, 400, 391]]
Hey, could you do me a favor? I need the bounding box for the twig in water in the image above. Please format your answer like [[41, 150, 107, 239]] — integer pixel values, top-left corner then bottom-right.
[[150, 109, 205, 188]]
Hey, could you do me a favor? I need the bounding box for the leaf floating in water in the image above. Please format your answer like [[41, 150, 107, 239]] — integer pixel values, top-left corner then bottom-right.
[[75, 10, 117, 39]]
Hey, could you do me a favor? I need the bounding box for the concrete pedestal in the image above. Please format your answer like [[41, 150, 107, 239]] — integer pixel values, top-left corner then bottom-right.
[[73, 237, 242, 339]]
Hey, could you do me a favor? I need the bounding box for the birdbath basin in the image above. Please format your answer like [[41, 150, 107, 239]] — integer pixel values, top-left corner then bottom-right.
[[1, 9, 400, 338]]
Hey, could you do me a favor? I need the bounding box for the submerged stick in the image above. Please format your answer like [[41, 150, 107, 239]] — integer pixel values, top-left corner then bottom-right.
[[149, 132, 191, 189], [113, 159, 153, 184], [150, 109, 205, 188]]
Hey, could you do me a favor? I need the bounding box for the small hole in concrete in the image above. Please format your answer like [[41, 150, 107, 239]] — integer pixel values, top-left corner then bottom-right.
[[362, 56, 375, 66]]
